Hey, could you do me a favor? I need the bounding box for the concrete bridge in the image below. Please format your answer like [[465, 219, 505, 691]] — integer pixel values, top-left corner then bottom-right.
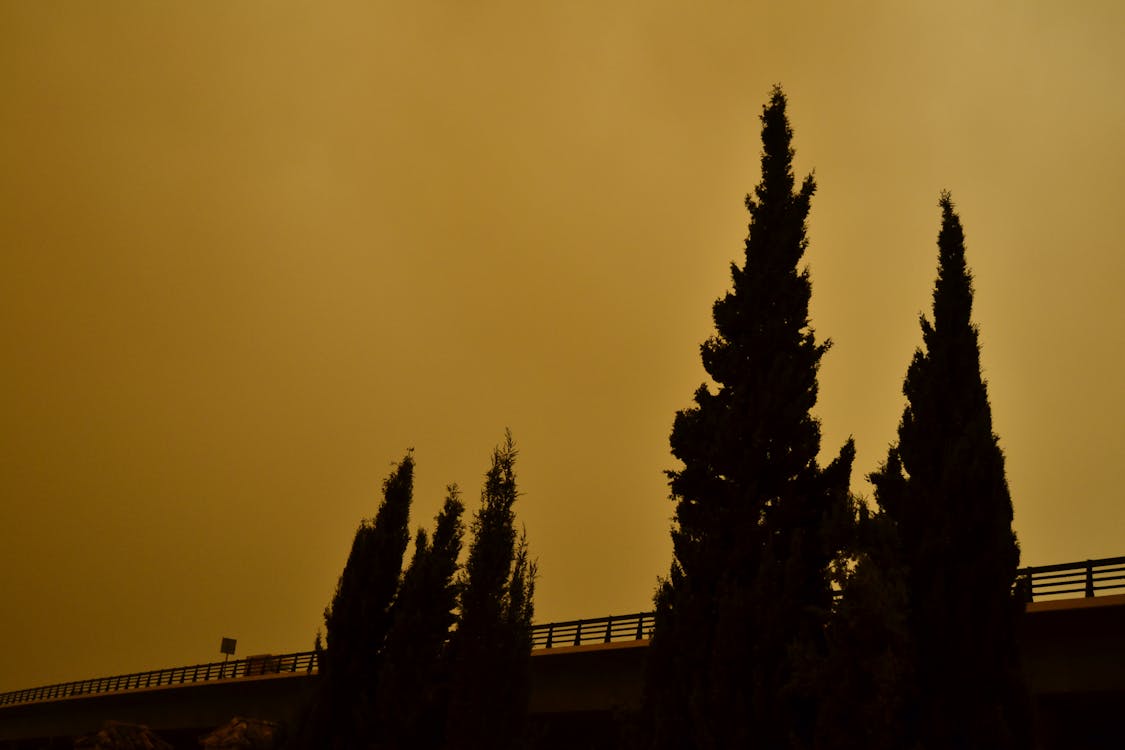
[[0, 636, 651, 749], [2, 556, 1123, 749]]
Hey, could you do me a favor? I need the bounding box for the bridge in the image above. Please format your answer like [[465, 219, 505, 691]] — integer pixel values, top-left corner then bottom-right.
[[2, 556, 1124, 749]]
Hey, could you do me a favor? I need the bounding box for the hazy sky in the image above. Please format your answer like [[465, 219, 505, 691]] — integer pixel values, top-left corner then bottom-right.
[[2, 1, 1123, 692]]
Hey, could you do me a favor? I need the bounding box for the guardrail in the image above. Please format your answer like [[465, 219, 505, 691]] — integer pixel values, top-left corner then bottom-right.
[[531, 611, 655, 649], [1015, 555, 1125, 601], [0, 651, 318, 707]]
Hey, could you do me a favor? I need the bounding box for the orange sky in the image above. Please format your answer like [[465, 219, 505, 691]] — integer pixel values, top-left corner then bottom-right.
[[2, 1, 1123, 692]]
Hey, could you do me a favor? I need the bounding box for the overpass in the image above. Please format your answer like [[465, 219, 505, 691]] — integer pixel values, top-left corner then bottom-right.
[[2, 556, 1123, 748]]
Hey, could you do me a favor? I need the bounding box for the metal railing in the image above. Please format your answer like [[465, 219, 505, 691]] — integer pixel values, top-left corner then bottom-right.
[[531, 611, 655, 649], [4, 556, 1123, 709], [1015, 555, 1125, 601], [0, 651, 318, 708]]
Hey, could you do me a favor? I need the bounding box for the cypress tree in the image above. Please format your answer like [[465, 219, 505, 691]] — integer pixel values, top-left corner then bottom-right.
[[374, 486, 465, 750], [318, 453, 415, 748], [869, 193, 1026, 749], [446, 431, 536, 750], [646, 86, 854, 750]]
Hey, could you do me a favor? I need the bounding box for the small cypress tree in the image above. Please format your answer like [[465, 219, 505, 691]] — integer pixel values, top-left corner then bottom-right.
[[814, 502, 912, 750], [446, 431, 536, 750], [315, 453, 415, 748], [374, 486, 465, 750], [645, 86, 854, 750], [869, 193, 1026, 749]]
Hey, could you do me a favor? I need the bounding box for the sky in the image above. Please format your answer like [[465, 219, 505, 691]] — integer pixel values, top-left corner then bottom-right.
[[2, 1, 1123, 692]]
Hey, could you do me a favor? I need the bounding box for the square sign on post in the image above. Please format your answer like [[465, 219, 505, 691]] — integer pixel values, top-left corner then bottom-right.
[[219, 637, 237, 679]]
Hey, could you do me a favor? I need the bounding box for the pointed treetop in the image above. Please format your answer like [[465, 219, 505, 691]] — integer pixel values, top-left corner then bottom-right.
[[932, 190, 974, 335], [742, 85, 816, 283], [754, 85, 798, 208]]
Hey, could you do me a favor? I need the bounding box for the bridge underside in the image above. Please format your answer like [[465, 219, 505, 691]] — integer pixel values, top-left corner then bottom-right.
[[1023, 594, 1125, 749]]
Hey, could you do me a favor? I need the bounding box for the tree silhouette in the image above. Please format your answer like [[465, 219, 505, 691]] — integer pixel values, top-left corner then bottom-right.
[[446, 431, 536, 750], [869, 193, 1027, 749], [374, 486, 465, 750], [304, 453, 414, 749], [645, 86, 854, 750]]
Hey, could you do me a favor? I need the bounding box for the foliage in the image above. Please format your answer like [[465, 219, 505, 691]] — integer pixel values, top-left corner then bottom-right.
[[645, 86, 853, 750], [200, 716, 282, 749], [374, 486, 465, 750], [291, 435, 536, 750], [75, 721, 173, 750], [814, 501, 912, 750], [295, 453, 415, 749], [869, 193, 1027, 749], [446, 431, 537, 750]]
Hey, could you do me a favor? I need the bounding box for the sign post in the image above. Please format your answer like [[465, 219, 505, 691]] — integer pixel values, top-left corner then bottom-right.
[[220, 637, 237, 678]]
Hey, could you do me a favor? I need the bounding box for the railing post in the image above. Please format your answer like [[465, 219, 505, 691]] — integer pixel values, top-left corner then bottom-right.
[[604, 615, 613, 643], [545, 623, 554, 649], [635, 615, 644, 640], [573, 620, 583, 647], [1086, 560, 1095, 597]]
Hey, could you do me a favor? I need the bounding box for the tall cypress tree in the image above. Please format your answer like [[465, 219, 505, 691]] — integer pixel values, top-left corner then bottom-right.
[[646, 86, 854, 750], [374, 486, 465, 750], [869, 193, 1026, 749], [317, 453, 414, 749], [446, 431, 536, 750]]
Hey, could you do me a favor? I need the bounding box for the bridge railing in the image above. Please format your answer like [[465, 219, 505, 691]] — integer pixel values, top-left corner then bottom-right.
[[0, 651, 318, 708], [1015, 555, 1125, 601], [531, 611, 655, 649]]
